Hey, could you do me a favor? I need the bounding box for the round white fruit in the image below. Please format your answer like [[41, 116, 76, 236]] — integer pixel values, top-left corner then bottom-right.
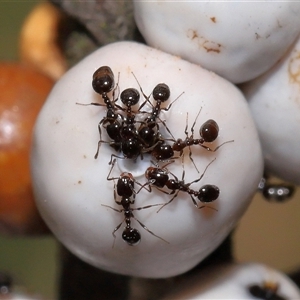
[[242, 35, 300, 185], [31, 41, 263, 278], [163, 263, 300, 299], [134, 1, 300, 83]]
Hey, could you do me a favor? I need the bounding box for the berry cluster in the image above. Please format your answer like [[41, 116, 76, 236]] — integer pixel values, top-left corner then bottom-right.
[[79, 66, 233, 246]]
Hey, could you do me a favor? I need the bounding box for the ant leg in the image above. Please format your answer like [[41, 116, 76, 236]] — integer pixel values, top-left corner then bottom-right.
[[159, 159, 176, 170], [76, 102, 104, 107], [197, 205, 218, 212], [188, 146, 200, 173], [157, 191, 179, 213], [106, 159, 117, 180], [94, 138, 112, 159], [200, 139, 234, 152], [162, 91, 185, 112], [190, 107, 202, 136], [101, 204, 122, 212], [158, 117, 176, 140], [184, 112, 189, 136], [133, 215, 169, 244], [188, 158, 216, 187], [109, 153, 125, 165], [135, 180, 153, 194], [112, 220, 125, 248], [131, 72, 153, 111], [189, 195, 199, 208]]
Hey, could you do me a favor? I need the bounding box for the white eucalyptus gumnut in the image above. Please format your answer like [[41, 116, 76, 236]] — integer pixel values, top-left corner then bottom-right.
[[242, 34, 300, 185], [31, 41, 263, 278], [133, 1, 300, 83], [162, 263, 300, 299]]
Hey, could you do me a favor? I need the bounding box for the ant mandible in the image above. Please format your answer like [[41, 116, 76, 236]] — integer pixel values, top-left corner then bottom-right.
[[144, 157, 220, 212], [102, 159, 168, 246]]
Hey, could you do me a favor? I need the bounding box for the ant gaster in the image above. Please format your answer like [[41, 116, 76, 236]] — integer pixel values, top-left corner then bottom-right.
[[145, 157, 220, 212], [102, 159, 168, 246]]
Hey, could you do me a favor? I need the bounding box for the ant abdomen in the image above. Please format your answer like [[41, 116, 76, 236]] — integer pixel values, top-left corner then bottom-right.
[[200, 119, 219, 143], [122, 227, 141, 246], [92, 66, 115, 94], [197, 184, 220, 203], [152, 83, 171, 102], [120, 88, 140, 107]]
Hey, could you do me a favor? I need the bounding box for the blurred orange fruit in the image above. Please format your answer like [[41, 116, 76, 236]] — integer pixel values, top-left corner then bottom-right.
[[0, 63, 53, 234]]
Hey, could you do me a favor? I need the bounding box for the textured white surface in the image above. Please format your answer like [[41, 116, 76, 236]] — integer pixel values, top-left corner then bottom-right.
[[243, 35, 300, 185], [163, 263, 300, 299], [31, 41, 263, 278], [134, 1, 300, 83]]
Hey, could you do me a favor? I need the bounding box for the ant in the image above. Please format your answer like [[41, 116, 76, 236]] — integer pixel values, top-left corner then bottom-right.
[[102, 159, 168, 246], [106, 87, 162, 164], [248, 281, 286, 300], [132, 72, 183, 149], [76, 66, 126, 157], [150, 109, 233, 172], [144, 157, 220, 212], [171, 109, 233, 172], [258, 174, 295, 202]]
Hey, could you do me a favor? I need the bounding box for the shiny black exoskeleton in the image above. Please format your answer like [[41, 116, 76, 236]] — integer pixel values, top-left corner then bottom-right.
[[145, 159, 219, 211], [102, 159, 168, 246]]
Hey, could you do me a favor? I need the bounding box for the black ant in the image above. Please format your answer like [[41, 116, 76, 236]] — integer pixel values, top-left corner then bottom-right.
[[258, 174, 295, 202], [76, 66, 126, 157], [132, 72, 183, 149], [248, 281, 286, 300], [106, 87, 161, 164], [150, 109, 233, 172], [144, 157, 220, 212], [171, 109, 233, 172], [102, 159, 168, 246]]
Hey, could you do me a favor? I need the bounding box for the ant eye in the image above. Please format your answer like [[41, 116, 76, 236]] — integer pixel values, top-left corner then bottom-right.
[[120, 88, 140, 106], [92, 66, 115, 94], [152, 83, 170, 102], [200, 119, 219, 142], [122, 228, 141, 245], [198, 185, 220, 202]]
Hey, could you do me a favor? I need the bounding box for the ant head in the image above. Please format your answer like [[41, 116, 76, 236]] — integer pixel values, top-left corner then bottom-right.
[[122, 227, 141, 245], [198, 184, 220, 203], [152, 83, 170, 102], [120, 88, 140, 107], [92, 66, 115, 94], [145, 167, 155, 179], [200, 119, 219, 142], [117, 173, 135, 197]]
